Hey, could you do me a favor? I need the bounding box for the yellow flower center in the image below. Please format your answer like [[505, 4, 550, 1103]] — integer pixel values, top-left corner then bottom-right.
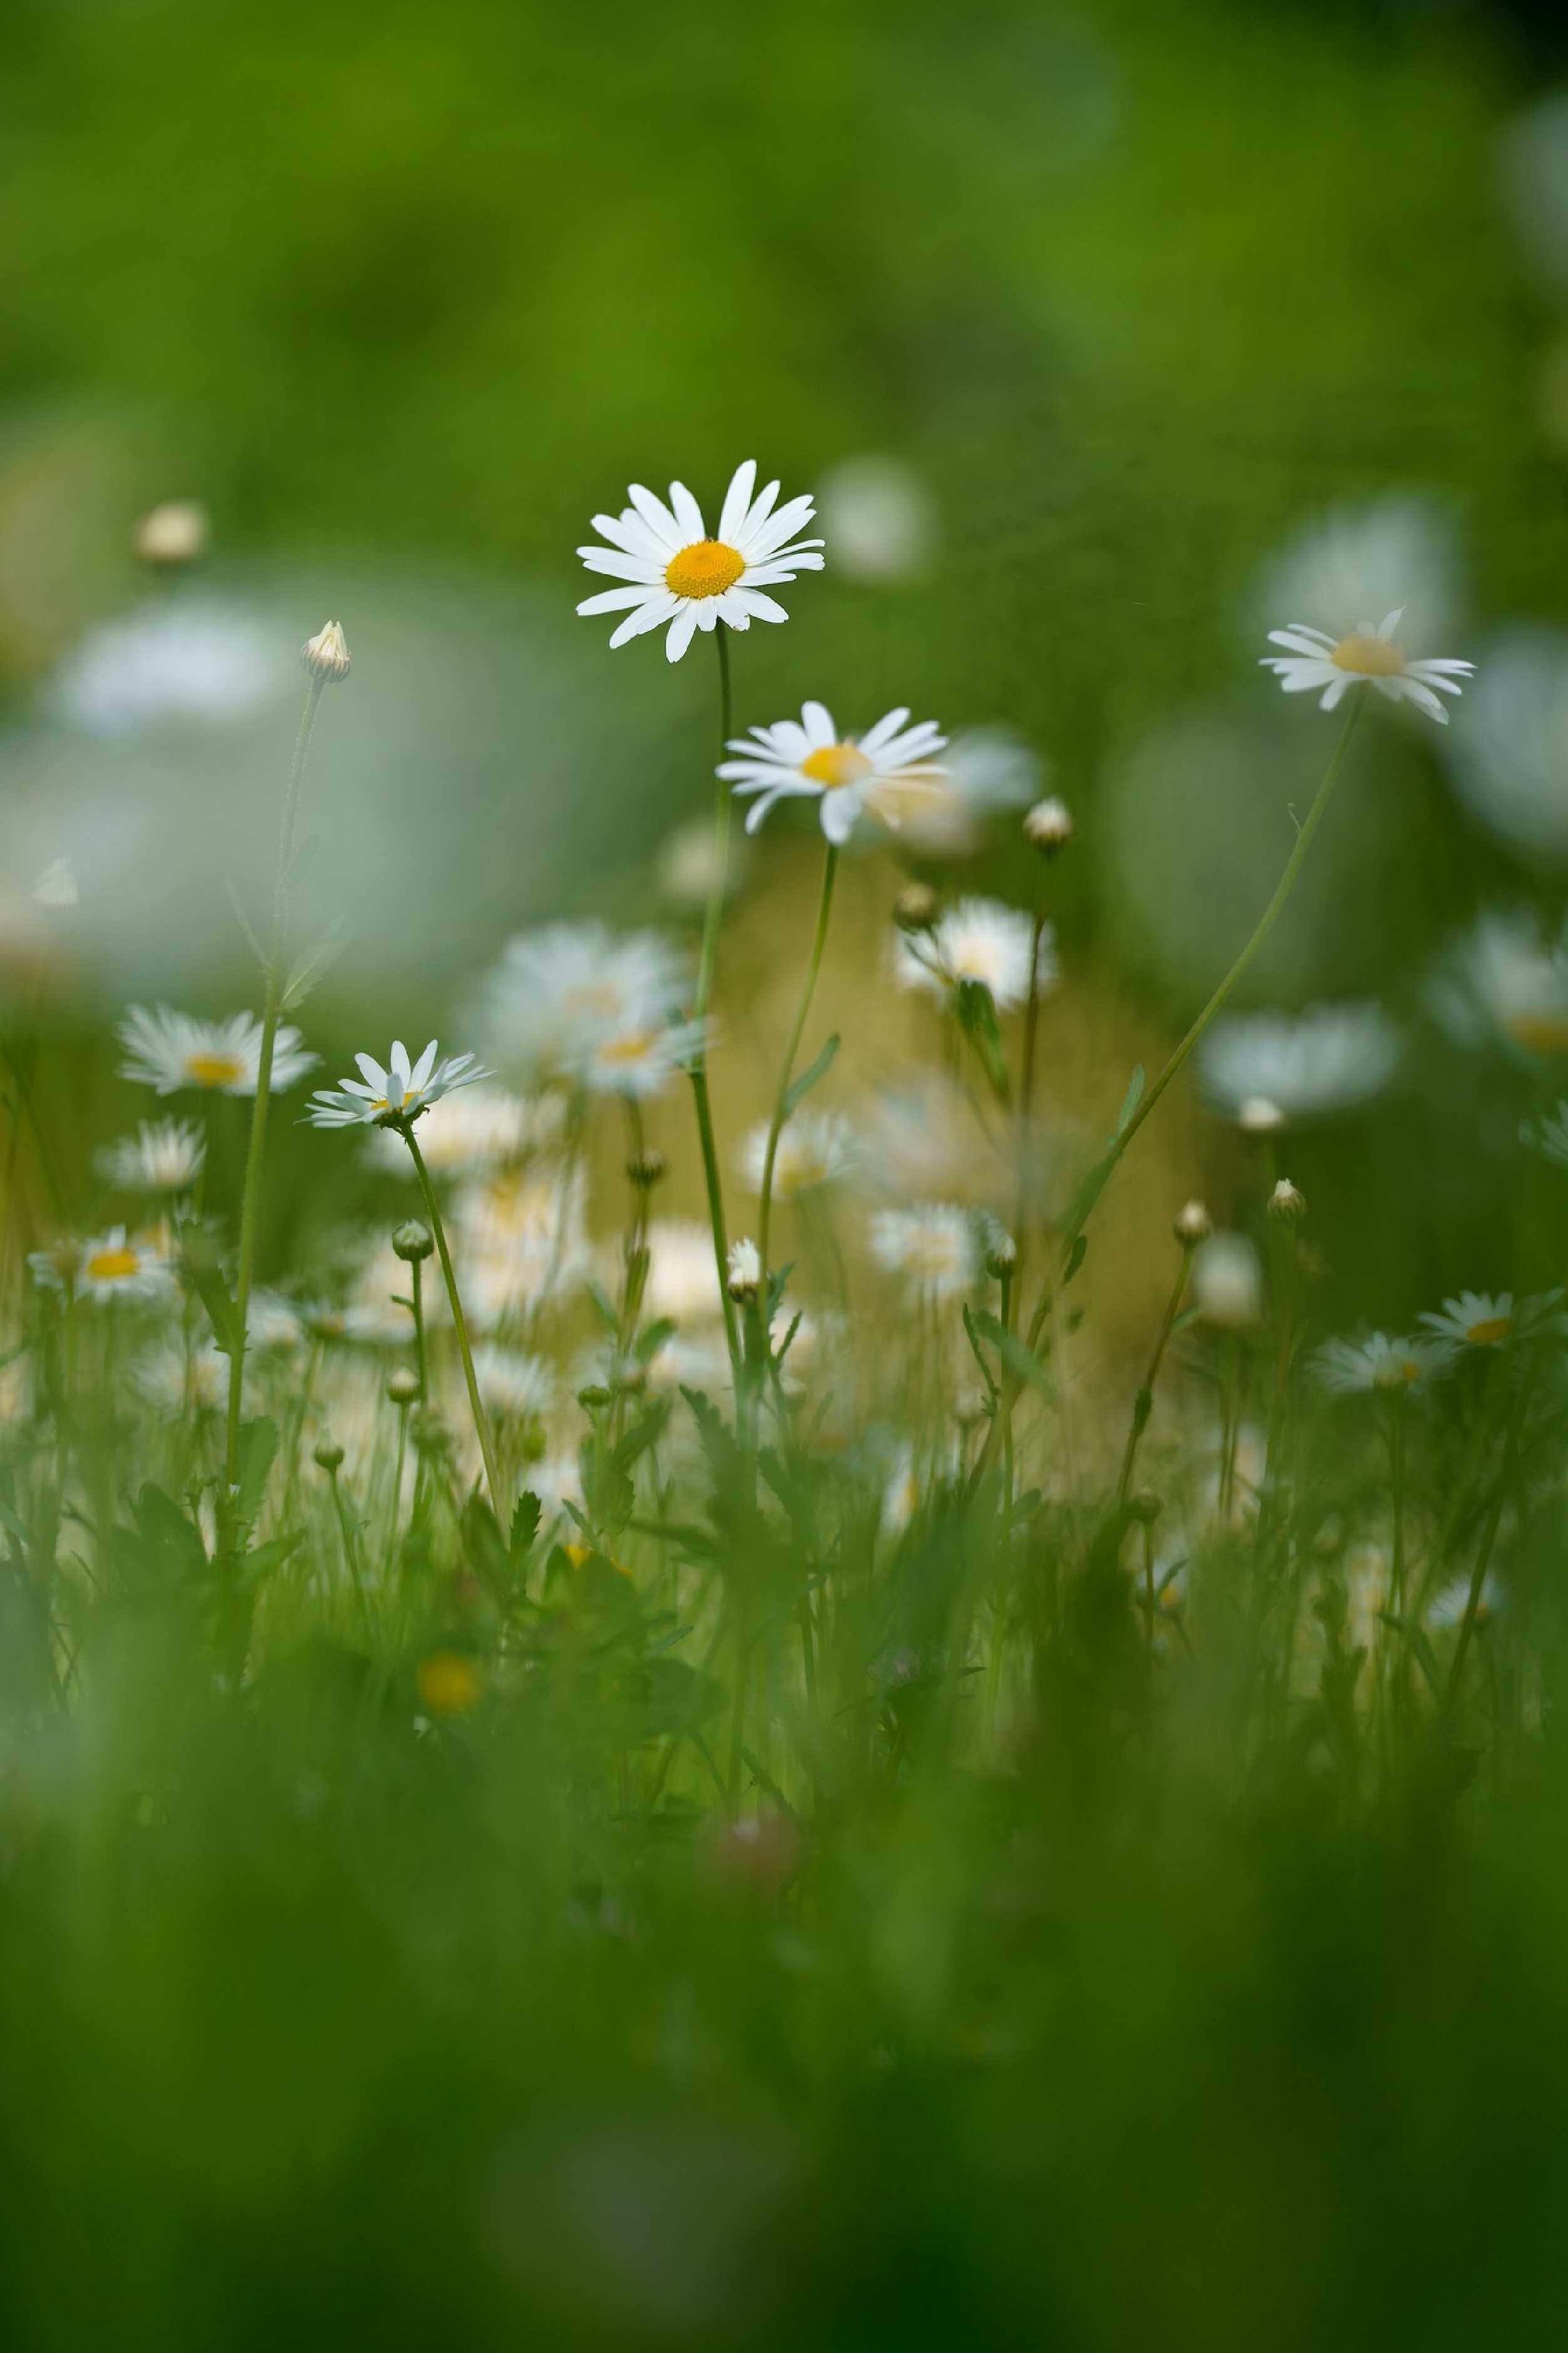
[[1465, 1316, 1512, 1347], [664, 539, 745, 600], [87, 1247, 141, 1282], [184, 1051, 245, 1088], [1504, 1010, 1568, 1056], [597, 1029, 656, 1066], [1330, 631, 1405, 678], [416, 1652, 482, 1718], [801, 742, 873, 789], [1398, 1358, 1424, 1384]]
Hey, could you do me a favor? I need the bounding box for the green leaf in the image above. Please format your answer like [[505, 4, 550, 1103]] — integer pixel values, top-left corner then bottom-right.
[[509, 1491, 542, 1564], [1114, 1063, 1146, 1134], [972, 1313, 1052, 1395], [192, 1265, 242, 1356], [782, 1033, 839, 1118], [233, 1418, 279, 1538], [235, 1532, 304, 1593], [961, 1305, 1000, 1407]]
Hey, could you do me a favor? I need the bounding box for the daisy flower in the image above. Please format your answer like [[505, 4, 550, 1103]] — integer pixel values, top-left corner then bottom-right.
[[1429, 913, 1568, 1060], [893, 897, 1057, 1013], [470, 1345, 556, 1422], [868, 1205, 979, 1302], [639, 1219, 725, 1325], [1191, 1233, 1263, 1330], [722, 700, 947, 845], [890, 727, 1045, 857], [1199, 1004, 1400, 1127], [739, 1108, 853, 1198], [71, 1227, 175, 1307], [1428, 1571, 1501, 1632], [476, 922, 690, 1091], [307, 1039, 486, 1130], [1522, 1101, 1568, 1167], [96, 1116, 205, 1195], [133, 1339, 229, 1415], [576, 459, 824, 663], [1261, 606, 1474, 724], [1447, 628, 1568, 860], [1418, 1290, 1567, 1351], [364, 1083, 559, 1178], [1310, 1331, 1454, 1397], [457, 1162, 591, 1326], [119, 1005, 317, 1098], [581, 1014, 709, 1101], [50, 599, 285, 735]]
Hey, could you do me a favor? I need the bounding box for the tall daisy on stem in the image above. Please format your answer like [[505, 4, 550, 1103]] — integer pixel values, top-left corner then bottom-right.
[[306, 1039, 504, 1523], [576, 462, 825, 1387], [722, 698, 947, 1305], [221, 620, 349, 1530]]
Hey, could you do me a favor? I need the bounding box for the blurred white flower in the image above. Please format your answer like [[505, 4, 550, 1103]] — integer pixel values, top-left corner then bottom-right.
[[1261, 607, 1473, 725], [307, 1039, 486, 1130], [120, 1004, 316, 1098], [32, 856, 78, 909], [135, 500, 210, 568], [1191, 1233, 1263, 1330], [1311, 1332, 1453, 1397], [893, 896, 1057, 1013], [1427, 1572, 1500, 1632], [640, 1220, 724, 1324], [133, 1339, 228, 1414], [69, 1226, 175, 1307], [816, 453, 934, 582], [657, 814, 751, 911], [891, 728, 1045, 857], [869, 1204, 979, 1300], [1418, 1290, 1565, 1350], [721, 700, 947, 844], [581, 1014, 709, 1101], [50, 599, 285, 734], [1253, 498, 1462, 655], [96, 1116, 205, 1195], [1447, 628, 1568, 859], [1498, 90, 1568, 307], [576, 459, 823, 663], [726, 1237, 761, 1300], [457, 1161, 590, 1325], [1429, 912, 1568, 1061], [738, 1108, 853, 1198], [364, 1082, 560, 1178], [1200, 1004, 1400, 1125], [1522, 1100, 1568, 1168], [476, 922, 690, 1091], [853, 1068, 1014, 1208], [248, 1289, 305, 1351], [471, 1345, 556, 1421]]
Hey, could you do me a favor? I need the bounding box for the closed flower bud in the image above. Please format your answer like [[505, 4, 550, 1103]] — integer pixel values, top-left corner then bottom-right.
[[135, 499, 210, 568], [1128, 1489, 1163, 1525], [1023, 796, 1073, 854], [626, 1146, 668, 1190], [312, 1438, 344, 1472], [1192, 1233, 1264, 1330], [1173, 1199, 1212, 1247], [576, 1384, 612, 1412], [1268, 1176, 1306, 1222], [387, 1368, 420, 1407], [893, 884, 939, 934], [301, 618, 351, 683], [392, 1220, 434, 1263], [984, 1226, 1017, 1280], [1238, 1095, 1285, 1135], [726, 1237, 761, 1302]]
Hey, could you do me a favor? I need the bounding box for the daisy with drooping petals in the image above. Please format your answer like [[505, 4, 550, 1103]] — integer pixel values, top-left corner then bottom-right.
[[1199, 1004, 1400, 1126], [306, 1040, 486, 1130], [1261, 607, 1474, 724], [1310, 1331, 1454, 1397], [120, 1005, 317, 1098], [1418, 1290, 1566, 1351], [721, 701, 947, 844], [576, 460, 824, 663], [893, 897, 1058, 1014], [96, 1117, 205, 1195]]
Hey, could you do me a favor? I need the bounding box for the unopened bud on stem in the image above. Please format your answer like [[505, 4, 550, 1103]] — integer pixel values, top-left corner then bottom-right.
[[301, 618, 351, 684]]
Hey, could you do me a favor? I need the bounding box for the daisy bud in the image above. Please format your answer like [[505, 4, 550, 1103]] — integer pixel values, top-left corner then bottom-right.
[[726, 1237, 761, 1303], [312, 1438, 344, 1472], [135, 499, 209, 568], [893, 884, 940, 934], [1268, 1177, 1306, 1222], [410, 1406, 449, 1452], [387, 1368, 420, 1407], [301, 618, 351, 684], [1023, 797, 1073, 855], [392, 1220, 434, 1263], [1238, 1095, 1286, 1136], [576, 1384, 612, 1412], [626, 1146, 668, 1190], [1173, 1200, 1212, 1247], [984, 1228, 1017, 1281], [1128, 1490, 1162, 1525]]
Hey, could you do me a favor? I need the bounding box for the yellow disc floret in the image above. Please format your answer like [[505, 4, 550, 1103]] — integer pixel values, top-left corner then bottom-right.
[[800, 742, 873, 789], [87, 1246, 141, 1282], [1330, 631, 1405, 678], [184, 1051, 245, 1088], [664, 539, 746, 600]]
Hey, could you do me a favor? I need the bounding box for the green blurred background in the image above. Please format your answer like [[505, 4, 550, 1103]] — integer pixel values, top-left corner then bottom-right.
[[6, 10, 1568, 2344]]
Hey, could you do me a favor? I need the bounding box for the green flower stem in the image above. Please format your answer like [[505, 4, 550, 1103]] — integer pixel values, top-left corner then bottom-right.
[[1116, 1237, 1197, 1505], [757, 842, 838, 1296], [223, 676, 324, 1516], [1060, 696, 1362, 1262], [1443, 1360, 1536, 1713], [688, 626, 741, 1380], [403, 1124, 505, 1526]]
